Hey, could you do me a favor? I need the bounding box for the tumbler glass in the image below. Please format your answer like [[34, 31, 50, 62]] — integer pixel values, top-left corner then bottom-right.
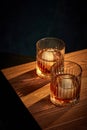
[[36, 37, 65, 78], [50, 61, 82, 106]]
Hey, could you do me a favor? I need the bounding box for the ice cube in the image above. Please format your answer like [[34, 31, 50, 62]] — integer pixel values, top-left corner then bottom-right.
[[57, 75, 76, 99], [62, 78, 73, 89], [42, 49, 54, 61]]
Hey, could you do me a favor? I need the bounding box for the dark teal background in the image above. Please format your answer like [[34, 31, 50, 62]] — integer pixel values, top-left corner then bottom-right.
[[0, 0, 87, 57]]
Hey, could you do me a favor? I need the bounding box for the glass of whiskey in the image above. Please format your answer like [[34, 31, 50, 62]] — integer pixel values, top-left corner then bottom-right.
[[36, 37, 65, 78], [50, 61, 82, 106]]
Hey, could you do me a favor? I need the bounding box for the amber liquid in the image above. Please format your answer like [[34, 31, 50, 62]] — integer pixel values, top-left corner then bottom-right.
[[50, 74, 80, 106], [36, 48, 64, 78]]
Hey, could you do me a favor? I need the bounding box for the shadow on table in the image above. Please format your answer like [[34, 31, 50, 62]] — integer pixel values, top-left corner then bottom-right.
[[0, 71, 41, 129], [0, 52, 35, 69], [9, 69, 50, 97]]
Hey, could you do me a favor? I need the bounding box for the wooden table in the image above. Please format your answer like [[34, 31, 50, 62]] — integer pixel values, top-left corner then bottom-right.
[[1, 49, 87, 129]]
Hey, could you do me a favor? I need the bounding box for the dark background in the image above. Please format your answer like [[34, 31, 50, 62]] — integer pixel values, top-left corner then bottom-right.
[[0, 1, 86, 128], [0, 0, 87, 57]]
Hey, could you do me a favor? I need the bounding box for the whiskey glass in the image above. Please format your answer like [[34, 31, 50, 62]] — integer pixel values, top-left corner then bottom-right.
[[50, 61, 82, 106], [36, 37, 65, 78]]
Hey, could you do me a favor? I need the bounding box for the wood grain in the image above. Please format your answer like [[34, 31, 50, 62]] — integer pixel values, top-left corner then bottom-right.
[[1, 49, 87, 130]]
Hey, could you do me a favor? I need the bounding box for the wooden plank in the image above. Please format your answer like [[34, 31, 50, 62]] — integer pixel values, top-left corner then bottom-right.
[[1, 61, 36, 80], [21, 83, 50, 107]]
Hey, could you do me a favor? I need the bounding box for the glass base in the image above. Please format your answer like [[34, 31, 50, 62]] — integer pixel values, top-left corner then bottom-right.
[[50, 96, 79, 107]]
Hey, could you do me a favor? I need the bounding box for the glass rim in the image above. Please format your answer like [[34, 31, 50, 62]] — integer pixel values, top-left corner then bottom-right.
[[51, 60, 82, 77], [36, 37, 65, 48]]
